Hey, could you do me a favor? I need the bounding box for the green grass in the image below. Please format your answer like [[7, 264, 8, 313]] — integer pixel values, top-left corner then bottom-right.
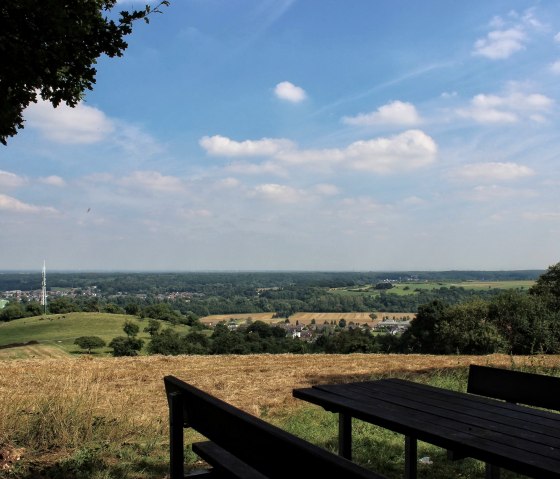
[[331, 280, 536, 298], [0, 312, 190, 356]]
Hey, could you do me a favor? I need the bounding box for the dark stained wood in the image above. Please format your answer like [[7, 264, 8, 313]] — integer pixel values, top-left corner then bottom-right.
[[164, 375, 386, 479], [293, 379, 560, 478], [192, 441, 267, 479], [468, 364, 560, 411]]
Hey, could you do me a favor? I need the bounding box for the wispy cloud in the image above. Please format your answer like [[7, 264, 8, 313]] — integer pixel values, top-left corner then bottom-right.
[[39, 176, 66, 187], [0, 170, 27, 189], [473, 28, 527, 59], [451, 162, 535, 182], [0, 194, 58, 214], [472, 9, 544, 60], [457, 91, 553, 123], [118, 171, 185, 193]]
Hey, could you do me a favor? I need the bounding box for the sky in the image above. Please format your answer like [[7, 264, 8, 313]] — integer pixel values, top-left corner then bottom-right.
[[2, 0, 560, 271]]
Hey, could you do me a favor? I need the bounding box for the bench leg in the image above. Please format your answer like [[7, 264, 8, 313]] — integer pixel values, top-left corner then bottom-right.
[[338, 413, 352, 460], [485, 463, 500, 479], [404, 436, 417, 479], [169, 392, 185, 479]]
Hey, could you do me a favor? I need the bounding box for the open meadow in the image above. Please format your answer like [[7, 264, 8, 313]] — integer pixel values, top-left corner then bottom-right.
[[1, 353, 559, 478]]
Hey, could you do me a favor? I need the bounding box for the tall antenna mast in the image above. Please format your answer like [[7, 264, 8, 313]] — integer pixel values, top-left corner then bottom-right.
[[41, 260, 47, 315]]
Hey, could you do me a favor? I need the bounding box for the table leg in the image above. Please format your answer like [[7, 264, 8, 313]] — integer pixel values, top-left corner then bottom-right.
[[404, 436, 417, 479], [485, 463, 501, 479], [338, 413, 352, 460]]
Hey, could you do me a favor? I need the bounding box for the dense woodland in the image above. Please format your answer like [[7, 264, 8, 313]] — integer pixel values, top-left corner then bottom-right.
[[2, 266, 559, 355]]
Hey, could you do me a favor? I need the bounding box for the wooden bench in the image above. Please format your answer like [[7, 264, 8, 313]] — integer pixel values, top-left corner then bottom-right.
[[164, 375, 386, 479], [465, 365, 560, 478], [467, 364, 560, 411]]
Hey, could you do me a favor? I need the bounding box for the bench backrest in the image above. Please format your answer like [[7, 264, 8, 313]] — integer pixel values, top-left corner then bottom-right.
[[467, 365, 560, 411], [164, 375, 384, 479]]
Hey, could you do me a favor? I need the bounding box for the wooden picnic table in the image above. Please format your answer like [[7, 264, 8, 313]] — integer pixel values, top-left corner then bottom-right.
[[293, 378, 560, 479]]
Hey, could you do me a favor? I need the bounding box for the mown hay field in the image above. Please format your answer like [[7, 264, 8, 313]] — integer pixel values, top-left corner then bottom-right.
[[200, 311, 413, 325], [1, 354, 559, 437], [2, 353, 559, 477]]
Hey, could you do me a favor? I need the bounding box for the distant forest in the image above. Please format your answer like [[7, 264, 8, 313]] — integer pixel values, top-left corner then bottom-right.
[[0, 270, 543, 293]]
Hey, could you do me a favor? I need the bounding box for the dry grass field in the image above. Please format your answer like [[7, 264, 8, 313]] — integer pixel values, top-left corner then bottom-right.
[[1, 353, 559, 477], [200, 311, 414, 326]]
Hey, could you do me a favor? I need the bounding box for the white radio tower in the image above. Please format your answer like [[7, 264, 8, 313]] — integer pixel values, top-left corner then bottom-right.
[[41, 260, 47, 315]]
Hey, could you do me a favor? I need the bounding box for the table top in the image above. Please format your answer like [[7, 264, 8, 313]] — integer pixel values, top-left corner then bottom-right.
[[293, 378, 560, 478]]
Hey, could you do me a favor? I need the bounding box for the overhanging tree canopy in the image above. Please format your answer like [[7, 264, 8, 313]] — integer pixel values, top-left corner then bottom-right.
[[0, 0, 168, 145]]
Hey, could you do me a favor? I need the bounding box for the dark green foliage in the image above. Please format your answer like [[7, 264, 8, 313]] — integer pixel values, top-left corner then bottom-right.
[[123, 320, 140, 338], [0, 0, 169, 145], [74, 336, 106, 353], [0, 301, 26, 321], [530, 262, 560, 310], [374, 282, 393, 290], [143, 319, 161, 336], [48, 297, 78, 314], [108, 336, 144, 356], [25, 301, 43, 316], [400, 300, 447, 353], [103, 303, 124, 314], [124, 303, 141, 316], [141, 303, 183, 323], [315, 328, 377, 354]]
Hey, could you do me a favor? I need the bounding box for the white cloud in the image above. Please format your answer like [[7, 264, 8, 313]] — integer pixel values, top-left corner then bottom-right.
[[550, 60, 560, 74], [119, 171, 184, 193], [523, 211, 560, 221], [250, 183, 305, 203], [180, 208, 213, 219], [0, 194, 57, 214], [465, 185, 536, 202], [555, 32, 560, 43], [457, 91, 553, 123], [313, 184, 340, 196], [473, 27, 526, 59], [441, 91, 458, 99], [277, 130, 437, 174], [342, 101, 421, 126], [25, 99, 115, 144], [274, 81, 307, 103], [213, 177, 241, 189], [452, 162, 535, 182], [39, 175, 66, 187], [0, 170, 26, 189], [205, 130, 437, 175], [226, 161, 288, 177], [200, 135, 295, 157]]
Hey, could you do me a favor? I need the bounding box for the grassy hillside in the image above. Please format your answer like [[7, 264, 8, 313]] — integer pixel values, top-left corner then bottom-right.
[[1, 353, 558, 478], [0, 312, 190, 356]]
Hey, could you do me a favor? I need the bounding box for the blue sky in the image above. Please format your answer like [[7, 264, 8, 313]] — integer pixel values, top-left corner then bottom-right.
[[2, 0, 560, 271]]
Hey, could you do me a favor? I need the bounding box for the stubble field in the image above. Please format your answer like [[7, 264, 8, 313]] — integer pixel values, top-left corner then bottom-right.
[[1, 353, 559, 478]]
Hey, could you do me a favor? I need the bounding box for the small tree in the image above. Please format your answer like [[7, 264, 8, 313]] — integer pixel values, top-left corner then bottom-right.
[[74, 336, 106, 354], [144, 319, 161, 336], [109, 336, 144, 356], [123, 320, 140, 338]]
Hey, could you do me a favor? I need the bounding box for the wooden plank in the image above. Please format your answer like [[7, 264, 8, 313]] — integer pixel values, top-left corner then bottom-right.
[[192, 441, 267, 479], [468, 365, 560, 411], [340, 381, 560, 446], [165, 376, 385, 479]]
